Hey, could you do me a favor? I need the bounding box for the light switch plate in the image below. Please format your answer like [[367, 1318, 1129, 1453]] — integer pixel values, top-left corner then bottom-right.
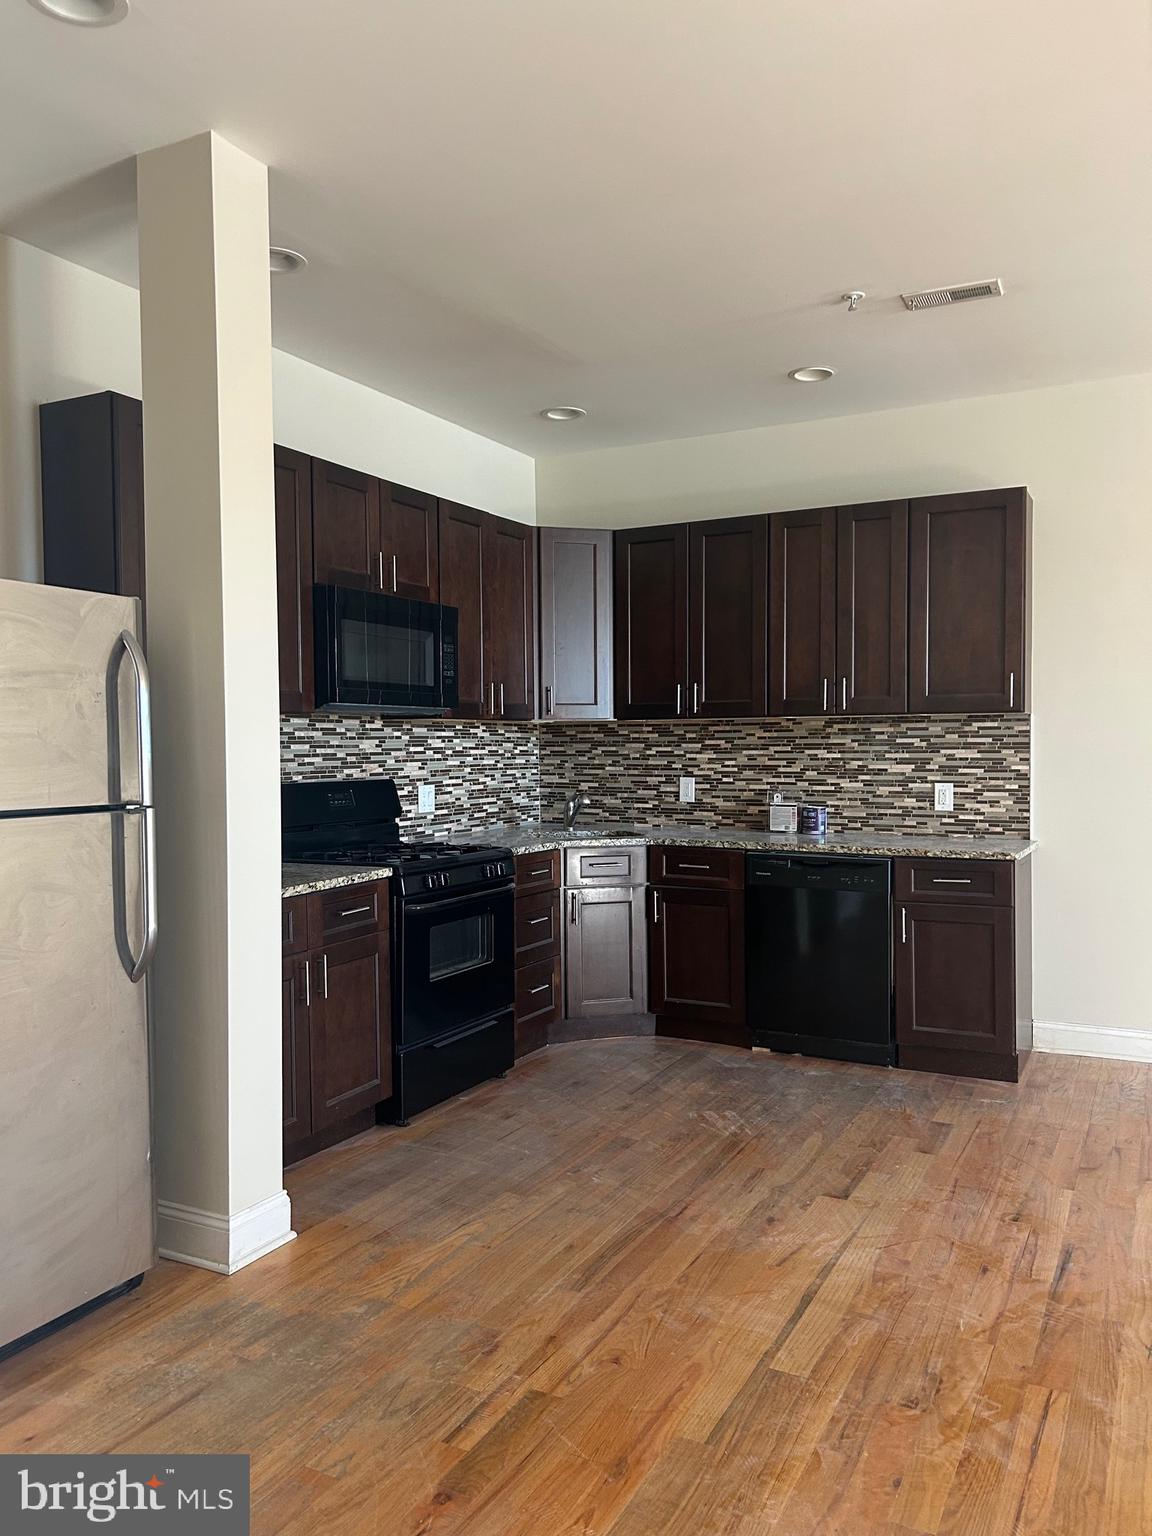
[[417, 784, 436, 813], [679, 776, 696, 804], [934, 782, 954, 812]]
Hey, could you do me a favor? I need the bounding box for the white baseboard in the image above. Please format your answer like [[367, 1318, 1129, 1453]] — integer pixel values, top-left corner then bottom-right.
[[157, 1190, 296, 1274], [1033, 1021, 1152, 1064]]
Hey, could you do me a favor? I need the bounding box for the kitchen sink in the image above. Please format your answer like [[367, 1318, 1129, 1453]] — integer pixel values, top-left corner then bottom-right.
[[539, 825, 648, 838]]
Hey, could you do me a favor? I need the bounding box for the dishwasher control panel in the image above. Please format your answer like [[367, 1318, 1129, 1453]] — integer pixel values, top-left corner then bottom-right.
[[746, 855, 890, 894]]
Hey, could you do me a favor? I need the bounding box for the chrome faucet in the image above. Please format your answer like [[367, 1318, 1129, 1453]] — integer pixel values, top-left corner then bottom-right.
[[563, 791, 591, 831]]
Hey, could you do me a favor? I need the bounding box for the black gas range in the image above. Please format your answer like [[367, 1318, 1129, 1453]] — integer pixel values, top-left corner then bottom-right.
[[282, 778, 515, 1124]]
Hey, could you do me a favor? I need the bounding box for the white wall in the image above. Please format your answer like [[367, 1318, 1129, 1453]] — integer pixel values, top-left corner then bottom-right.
[[0, 233, 535, 583], [537, 375, 1152, 1042]]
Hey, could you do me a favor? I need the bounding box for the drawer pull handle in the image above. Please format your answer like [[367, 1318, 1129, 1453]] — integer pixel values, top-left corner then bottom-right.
[[337, 904, 373, 917], [527, 866, 551, 877], [674, 863, 711, 871], [930, 878, 972, 885], [528, 983, 551, 996], [526, 915, 551, 926], [586, 859, 625, 867]]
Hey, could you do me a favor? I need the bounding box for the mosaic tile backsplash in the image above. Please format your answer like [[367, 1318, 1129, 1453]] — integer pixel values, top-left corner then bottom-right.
[[282, 714, 1030, 838], [280, 718, 540, 836], [538, 716, 1030, 836]]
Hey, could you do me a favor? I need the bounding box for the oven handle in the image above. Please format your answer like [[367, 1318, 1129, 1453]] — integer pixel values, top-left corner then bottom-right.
[[404, 884, 514, 915], [430, 1016, 507, 1049]]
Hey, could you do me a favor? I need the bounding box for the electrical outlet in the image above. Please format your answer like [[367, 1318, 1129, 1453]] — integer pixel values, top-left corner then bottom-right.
[[770, 791, 784, 804], [679, 776, 696, 804], [934, 782, 954, 813], [417, 784, 436, 814]]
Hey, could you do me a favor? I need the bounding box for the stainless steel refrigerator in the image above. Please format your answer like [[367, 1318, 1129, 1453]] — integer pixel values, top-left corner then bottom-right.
[[0, 577, 157, 1358]]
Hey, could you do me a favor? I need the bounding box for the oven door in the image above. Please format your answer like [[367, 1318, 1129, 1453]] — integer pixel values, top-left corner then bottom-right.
[[315, 585, 458, 715], [397, 886, 514, 1048]]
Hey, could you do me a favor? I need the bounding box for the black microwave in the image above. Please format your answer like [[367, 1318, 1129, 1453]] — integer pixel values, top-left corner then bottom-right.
[[313, 584, 458, 715]]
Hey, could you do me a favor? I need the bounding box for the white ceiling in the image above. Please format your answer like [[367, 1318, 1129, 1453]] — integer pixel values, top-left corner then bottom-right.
[[2, 0, 1150, 455]]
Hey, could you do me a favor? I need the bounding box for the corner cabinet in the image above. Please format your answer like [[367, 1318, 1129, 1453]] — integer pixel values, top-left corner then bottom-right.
[[538, 527, 614, 720], [894, 857, 1032, 1082]]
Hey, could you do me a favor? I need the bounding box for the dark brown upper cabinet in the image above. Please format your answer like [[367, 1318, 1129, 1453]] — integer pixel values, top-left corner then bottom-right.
[[689, 516, 768, 718], [274, 446, 315, 715], [381, 481, 439, 602], [438, 500, 487, 717], [538, 527, 614, 720], [482, 515, 536, 720], [835, 500, 909, 715], [769, 507, 837, 715], [613, 524, 689, 718], [770, 501, 907, 716], [311, 459, 382, 590], [909, 488, 1030, 713]]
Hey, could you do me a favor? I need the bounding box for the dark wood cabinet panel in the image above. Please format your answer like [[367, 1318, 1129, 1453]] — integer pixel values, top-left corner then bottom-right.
[[909, 488, 1030, 713], [312, 459, 382, 591], [649, 885, 745, 1028], [274, 446, 315, 715], [649, 847, 743, 889], [515, 953, 561, 1047], [538, 527, 614, 720], [894, 858, 1013, 906], [40, 391, 145, 603], [308, 930, 392, 1131], [307, 883, 386, 948], [514, 889, 561, 963], [769, 507, 837, 716], [438, 500, 486, 718], [282, 955, 312, 1144], [835, 500, 908, 715], [689, 516, 767, 718], [895, 901, 1015, 1066], [482, 515, 536, 720], [514, 849, 561, 893], [566, 886, 648, 1018], [282, 895, 309, 956], [381, 482, 438, 601], [613, 525, 689, 719]]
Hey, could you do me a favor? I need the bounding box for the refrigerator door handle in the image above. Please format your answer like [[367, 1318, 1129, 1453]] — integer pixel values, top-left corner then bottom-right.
[[115, 806, 158, 984], [116, 629, 154, 809]]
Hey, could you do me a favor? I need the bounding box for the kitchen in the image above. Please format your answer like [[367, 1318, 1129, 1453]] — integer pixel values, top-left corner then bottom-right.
[[1, 3, 1150, 1532]]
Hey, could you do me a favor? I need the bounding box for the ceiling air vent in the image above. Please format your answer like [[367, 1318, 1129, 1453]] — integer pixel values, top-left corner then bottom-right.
[[901, 278, 1004, 311]]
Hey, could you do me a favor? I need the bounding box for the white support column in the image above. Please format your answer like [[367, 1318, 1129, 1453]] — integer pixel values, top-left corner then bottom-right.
[[137, 132, 292, 1273]]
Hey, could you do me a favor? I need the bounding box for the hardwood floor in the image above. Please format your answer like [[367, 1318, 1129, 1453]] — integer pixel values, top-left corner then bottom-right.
[[1, 1039, 1149, 1535]]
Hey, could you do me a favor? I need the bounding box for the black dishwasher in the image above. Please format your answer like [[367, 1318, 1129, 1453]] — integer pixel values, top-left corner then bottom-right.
[[746, 855, 894, 1065]]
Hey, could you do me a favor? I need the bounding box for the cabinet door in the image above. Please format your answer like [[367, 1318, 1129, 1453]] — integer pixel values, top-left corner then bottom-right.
[[438, 501, 486, 718], [312, 460, 382, 591], [689, 515, 767, 718], [769, 507, 837, 715], [309, 931, 392, 1130], [895, 901, 1015, 1063], [908, 488, 1029, 712], [538, 527, 613, 720], [613, 524, 689, 719], [282, 955, 312, 1144], [381, 482, 439, 601], [275, 446, 315, 715], [835, 500, 908, 715], [649, 886, 745, 1026], [565, 887, 647, 1018], [482, 514, 536, 720]]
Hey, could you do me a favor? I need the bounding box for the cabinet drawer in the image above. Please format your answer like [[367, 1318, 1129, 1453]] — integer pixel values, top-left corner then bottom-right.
[[282, 894, 309, 956], [515, 954, 562, 1029], [894, 858, 1013, 906], [515, 849, 561, 893], [308, 881, 386, 946], [564, 845, 647, 888], [515, 889, 561, 961], [650, 846, 744, 889]]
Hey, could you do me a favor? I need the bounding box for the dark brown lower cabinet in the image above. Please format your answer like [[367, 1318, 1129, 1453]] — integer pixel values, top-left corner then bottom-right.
[[649, 884, 747, 1045], [894, 858, 1031, 1082], [566, 887, 648, 1019], [513, 863, 561, 1058], [282, 884, 392, 1162]]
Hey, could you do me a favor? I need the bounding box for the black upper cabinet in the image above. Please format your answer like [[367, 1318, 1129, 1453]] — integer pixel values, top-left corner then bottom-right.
[[381, 481, 439, 602], [40, 391, 145, 603], [909, 488, 1030, 713], [613, 524, 688, 719], [311, 459, 382, 591], [438, 501, 486, 718], [482, 514, 536, 720], [275, 446, 315, 716], [538, 527, 614, 720], [689, 516, 767, 718], [769, 507, 837, 716]]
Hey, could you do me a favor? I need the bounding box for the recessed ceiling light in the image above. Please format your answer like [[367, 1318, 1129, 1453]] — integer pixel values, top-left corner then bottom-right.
[[540, 407, 587, 422], [269, 247, 308, 275], [788, 366, 837, 383], [26, 0, 129, 24]]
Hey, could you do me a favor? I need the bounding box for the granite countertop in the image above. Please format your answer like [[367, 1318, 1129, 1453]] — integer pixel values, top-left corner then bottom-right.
[[282, 862, 393, 898], [471, 823, 1036, 862]]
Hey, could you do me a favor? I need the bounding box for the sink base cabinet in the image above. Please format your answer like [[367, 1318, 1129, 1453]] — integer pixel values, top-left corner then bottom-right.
[[282, 884, 392, 1164], [649, 848, 748, 1047], [565, 887, 648, 1019], [894, 857, 1031, 1082]]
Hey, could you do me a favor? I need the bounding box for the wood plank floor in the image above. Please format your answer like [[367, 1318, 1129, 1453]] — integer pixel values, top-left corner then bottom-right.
[[2, 1039, 1150, 1535]]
